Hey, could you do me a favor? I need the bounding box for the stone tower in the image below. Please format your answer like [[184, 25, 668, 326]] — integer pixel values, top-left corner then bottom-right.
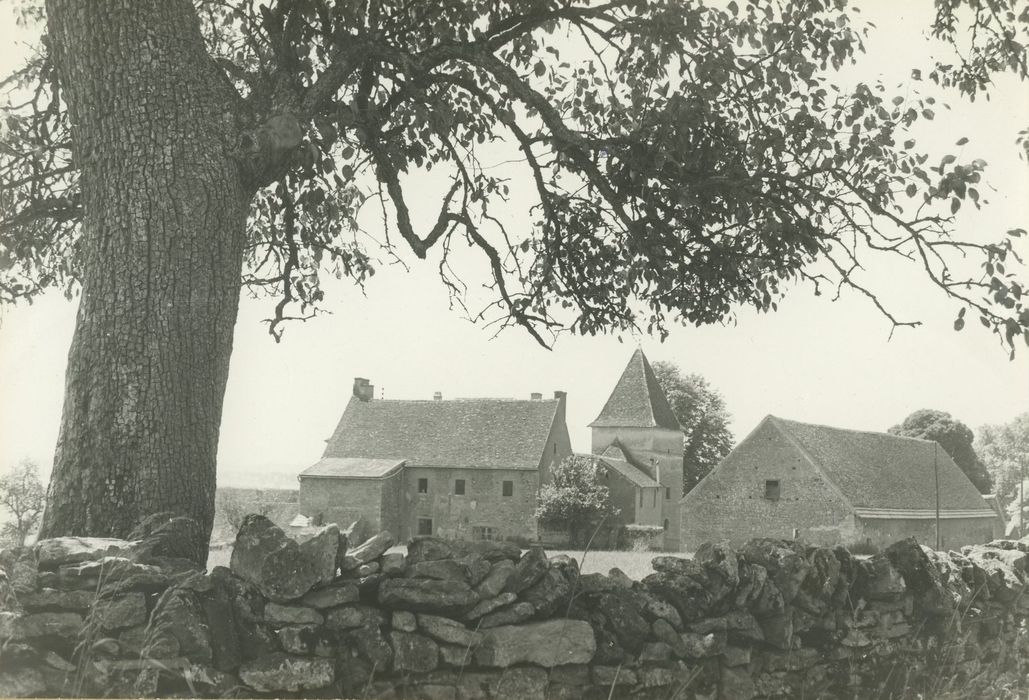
[[590, 349, 685, 550]]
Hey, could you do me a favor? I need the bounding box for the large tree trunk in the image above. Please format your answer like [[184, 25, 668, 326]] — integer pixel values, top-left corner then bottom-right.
[[39, 0, 248, 564]]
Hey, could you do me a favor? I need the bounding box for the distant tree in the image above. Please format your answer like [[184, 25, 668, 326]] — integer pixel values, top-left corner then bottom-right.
[[536, 456, 618, 548], [651, 361, 734, 493], [215, 489, 276, 538], [889, 409, 993, 494], [978, 413, 1029, 501], [0, 459, 46, 547]]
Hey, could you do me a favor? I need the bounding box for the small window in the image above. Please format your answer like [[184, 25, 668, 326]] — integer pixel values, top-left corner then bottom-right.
[[764, 480, 781, 501], [417, 517, 433, 535], [454, 479, 466, 495], [472, 526, 495, 541], [663, 519, 669, 531], [417, 478, 428, 494], [665, 487, 670, 500], [502, 480, 513, 497], [638, 489, 643, 508], [553, 443, 557, 454], [652, 490, 657, 507]]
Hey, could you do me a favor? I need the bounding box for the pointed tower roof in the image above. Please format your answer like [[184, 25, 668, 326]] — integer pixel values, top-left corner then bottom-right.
[[590, 349, 682, 430]]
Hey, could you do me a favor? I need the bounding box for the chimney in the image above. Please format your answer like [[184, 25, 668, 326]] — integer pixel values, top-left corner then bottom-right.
[[530, 392, 543, 401], [553, 390, 567, 401], [353, 377, 375, 402], [433, 391, 443, 401]]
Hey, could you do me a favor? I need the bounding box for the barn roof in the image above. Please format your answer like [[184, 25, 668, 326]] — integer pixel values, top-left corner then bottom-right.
[[768, 416, 994, 514], [300, 457, 405, 479], [323, 397, 563, 470], [589, 349, 681, 430]]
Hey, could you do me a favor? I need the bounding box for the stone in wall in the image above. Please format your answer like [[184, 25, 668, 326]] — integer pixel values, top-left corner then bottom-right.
[[230, 515, 340, 602], [474, 619, 596, 667]]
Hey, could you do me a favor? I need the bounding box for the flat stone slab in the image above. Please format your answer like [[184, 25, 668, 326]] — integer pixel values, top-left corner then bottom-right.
[[35, 537, 133, 570], [475, 619, 596, 667], [378, 578, 479, 612], [341, 531, 395, 570], [0, 611, 84, 639], [417, 613, 483, 647], [239, 652, 335, 692], [300, 583, 359, 609]]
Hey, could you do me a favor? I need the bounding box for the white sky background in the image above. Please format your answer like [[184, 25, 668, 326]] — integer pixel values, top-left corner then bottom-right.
[[0, 2, 1026, 489]]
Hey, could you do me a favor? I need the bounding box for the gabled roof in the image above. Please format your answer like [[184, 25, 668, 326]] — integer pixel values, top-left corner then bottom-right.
[[323, 397, 563, 470], [590, 349, 682, 430], [300, 457, 405, 479], [595, 450, 661, 489], [767, 416, 994, 514]]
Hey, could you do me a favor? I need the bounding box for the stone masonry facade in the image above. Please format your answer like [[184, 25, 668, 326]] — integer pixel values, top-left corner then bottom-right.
[[681, 420, 854, 549]]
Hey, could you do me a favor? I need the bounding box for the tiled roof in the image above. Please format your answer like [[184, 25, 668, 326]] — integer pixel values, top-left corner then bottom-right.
[[769, 416, 993, 513], [596, 454, 661, 488], [323, 397, 562, 470], [590, 349, 682, 430], [299, 457, 405, 479]]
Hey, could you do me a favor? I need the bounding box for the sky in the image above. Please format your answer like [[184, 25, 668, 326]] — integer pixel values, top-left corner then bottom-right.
[[0, 2, 1026, 490]]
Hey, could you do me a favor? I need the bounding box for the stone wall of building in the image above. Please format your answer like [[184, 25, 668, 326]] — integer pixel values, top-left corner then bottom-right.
[[857, 515, 1002, 551], [682, 421, 854, 549], [592, 426, 684, 551], [300, 476, 391, 533], [2, 514, 1028, 699], [400, 467, 540, 543]]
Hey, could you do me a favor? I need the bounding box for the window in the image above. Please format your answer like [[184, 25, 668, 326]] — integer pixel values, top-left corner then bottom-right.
[[665, 487, 670, 500], [417, 517, 433, 535], [472, 526, 496, 541], [638, 488, 643, 508], [502, 480, 513, 497], [764, 480, 781, 501], [663, 519, 669, 531], [417, 478, 428, 494], [652, 489, 657, 507], [454, 479, 466, 495]]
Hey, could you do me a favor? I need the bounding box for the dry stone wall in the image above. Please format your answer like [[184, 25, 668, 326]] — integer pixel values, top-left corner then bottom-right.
[[2, 513, 1029, 699]]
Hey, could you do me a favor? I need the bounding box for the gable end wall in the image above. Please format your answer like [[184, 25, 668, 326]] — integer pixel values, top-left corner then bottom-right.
[[681, 420, 854, 548]]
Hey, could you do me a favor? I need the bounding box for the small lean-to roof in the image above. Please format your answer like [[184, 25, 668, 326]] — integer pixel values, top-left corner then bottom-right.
[[597, 455, 661, 488], [300, 457, 405, 479], [323, 397, 563, 470], [768, 416, 994, 514], [590, 349, 681, 430]]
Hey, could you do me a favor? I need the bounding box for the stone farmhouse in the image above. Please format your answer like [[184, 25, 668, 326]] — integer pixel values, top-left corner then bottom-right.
[[680, 415, 1003, 550], [299, 379, 572, 543], [297, 349, 686, 549]]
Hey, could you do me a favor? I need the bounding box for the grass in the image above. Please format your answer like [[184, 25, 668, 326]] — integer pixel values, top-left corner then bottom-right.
[[205, 541, 681, 580]]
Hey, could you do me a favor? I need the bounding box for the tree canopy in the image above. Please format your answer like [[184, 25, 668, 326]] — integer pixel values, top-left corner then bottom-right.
[[650, 360, 734, 493], [536, 455, 618, 547], [2, 0, 1028, 551], [2, 0, 1028, 349], [889, 408, 993, 494], [978, 412, 1029, 499], [0, 459, 45, 547]]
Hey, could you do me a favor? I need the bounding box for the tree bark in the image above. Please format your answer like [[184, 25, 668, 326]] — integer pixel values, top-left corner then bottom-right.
[[39, 0, 249, 564]]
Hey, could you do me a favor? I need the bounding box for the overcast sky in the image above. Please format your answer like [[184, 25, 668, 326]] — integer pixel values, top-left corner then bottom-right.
[[0, 2, 1026, 489]]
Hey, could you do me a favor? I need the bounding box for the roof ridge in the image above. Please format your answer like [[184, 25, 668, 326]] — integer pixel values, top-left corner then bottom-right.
[[768, 415, 937, 444]]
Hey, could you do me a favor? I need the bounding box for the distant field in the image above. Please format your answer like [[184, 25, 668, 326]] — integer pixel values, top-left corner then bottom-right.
[[546, 549, 687, 579], [206, 543, 685, 581]]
